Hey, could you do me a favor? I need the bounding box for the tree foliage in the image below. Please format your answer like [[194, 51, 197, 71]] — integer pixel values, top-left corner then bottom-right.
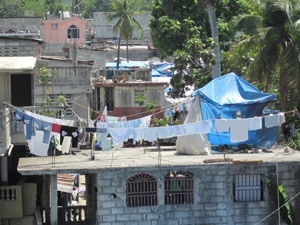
[[228, 0, 300, 111], [108, 0, 144, 65], [0, 0, 24, 17], [150, 0, 251, 96]]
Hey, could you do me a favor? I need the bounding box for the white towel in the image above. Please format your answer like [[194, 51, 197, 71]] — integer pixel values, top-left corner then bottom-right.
[[215, 119, 229, 132], [265, 114, 279, 128], [247, 117, 262, 131], [230, 119, 249, 142]]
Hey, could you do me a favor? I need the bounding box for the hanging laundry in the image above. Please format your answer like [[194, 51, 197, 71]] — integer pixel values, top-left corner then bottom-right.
[[247, 117, 262, 131], [60, 126, 79, 148], [215, 119, 230, 132], [265, 114, 280, 128], [52, 123, 62, 133], [33, 118, 52, 143], [229, 119, 249, 142]]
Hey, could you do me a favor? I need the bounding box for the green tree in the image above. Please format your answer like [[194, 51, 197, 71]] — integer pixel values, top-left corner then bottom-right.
[[150, 0, 251, 96], [108, 0, 144, 68], [45, 0, 66, 16], [230, 0, 300, 111], [82, 0, 112, 18], [22, 0, 49, 17], [0, 0, 24, 17]]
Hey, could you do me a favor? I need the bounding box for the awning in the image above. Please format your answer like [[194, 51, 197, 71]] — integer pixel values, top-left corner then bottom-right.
[[0, 56, 37, 72]]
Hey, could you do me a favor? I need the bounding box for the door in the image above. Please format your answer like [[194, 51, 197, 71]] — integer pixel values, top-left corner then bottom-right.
[[11, 74, 32, 106]]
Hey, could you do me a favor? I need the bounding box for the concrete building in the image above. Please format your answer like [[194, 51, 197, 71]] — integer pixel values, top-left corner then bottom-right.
[[0, 35, 93, 225], [15, 146, 300, 225], [92, 68, 167, 119], [93, 12, 152, 41], [43, 16, 87, 47]]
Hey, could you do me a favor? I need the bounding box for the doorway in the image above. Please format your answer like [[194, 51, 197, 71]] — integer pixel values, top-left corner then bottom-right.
[[11, 74, 32, 106]]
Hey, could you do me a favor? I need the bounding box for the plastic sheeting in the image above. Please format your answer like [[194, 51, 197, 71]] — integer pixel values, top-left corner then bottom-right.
[[192, 72, 278, 149], [176, 96, 211, 155]]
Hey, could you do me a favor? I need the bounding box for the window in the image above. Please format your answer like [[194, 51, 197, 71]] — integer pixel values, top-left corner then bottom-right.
[[126, 173, 158, 207], [67, 25, 79, 39], [105, 87, 114, 111], [51, 23, 58, 30], [233, 174, 264, 202], [164, 171, 194, 205]]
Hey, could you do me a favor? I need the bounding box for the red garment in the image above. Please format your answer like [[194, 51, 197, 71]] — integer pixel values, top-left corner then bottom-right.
[[52, 123, 62, 133], [100, 115, 106, 122]]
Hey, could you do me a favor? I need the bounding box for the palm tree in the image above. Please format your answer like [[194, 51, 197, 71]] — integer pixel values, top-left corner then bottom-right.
[[205, 0, 221, 78], [108, 0, 143, 68], [231, 0, 300, 111]]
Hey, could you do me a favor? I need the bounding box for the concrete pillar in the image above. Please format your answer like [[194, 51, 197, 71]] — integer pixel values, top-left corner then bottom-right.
[[50, 174, 58, 225], [0, 157, 8, 184]]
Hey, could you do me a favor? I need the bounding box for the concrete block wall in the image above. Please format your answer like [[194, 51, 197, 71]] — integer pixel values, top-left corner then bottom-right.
[[96, 162, 300, 225], [0, 18, 42, 32], [0, 38, 39, 57], [77, 48, 159, 68]]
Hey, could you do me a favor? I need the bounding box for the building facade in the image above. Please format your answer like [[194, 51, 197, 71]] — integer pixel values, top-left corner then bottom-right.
[[16, 147, 300, 225]]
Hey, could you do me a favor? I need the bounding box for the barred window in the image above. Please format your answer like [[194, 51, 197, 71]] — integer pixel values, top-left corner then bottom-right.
[[233, 174, 264, 202], [67, 25, 79, 39], [164, 171, 194, 205], [126, 173, 158, 207]]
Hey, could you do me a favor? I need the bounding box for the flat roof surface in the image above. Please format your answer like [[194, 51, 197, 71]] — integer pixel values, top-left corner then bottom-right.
[[0, 56, 37, 71], [18, 146, 300, 175]]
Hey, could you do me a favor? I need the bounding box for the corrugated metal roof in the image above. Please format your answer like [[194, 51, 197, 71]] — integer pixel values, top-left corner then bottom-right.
[[57, 174, 76, 193], [0, 56, 37, 72]]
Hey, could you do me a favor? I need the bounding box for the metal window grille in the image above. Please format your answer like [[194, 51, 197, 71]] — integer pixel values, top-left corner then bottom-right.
[[105, 87, 114, 111], [233, 174, 263, 202], [67, 25, 79, 39], [164, 171, 194, 205], [126, 173, 158, 207]]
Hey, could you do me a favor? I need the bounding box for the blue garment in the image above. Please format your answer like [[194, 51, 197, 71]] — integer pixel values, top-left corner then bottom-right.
[[24, 114, 34, 140], [14, 117, 19, 133], [15, 109, 25, 121], [33, 119, 52, 143]]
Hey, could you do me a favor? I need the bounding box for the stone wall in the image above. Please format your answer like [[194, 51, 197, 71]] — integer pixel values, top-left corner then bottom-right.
[[96, 161, 300, 225]]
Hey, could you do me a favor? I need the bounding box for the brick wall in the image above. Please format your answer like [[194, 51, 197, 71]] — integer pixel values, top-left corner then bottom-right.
[[96, 162, 300, 225]]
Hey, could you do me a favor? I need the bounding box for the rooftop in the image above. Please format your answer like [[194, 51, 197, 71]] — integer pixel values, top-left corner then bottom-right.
[[18, 146, 300, 176]]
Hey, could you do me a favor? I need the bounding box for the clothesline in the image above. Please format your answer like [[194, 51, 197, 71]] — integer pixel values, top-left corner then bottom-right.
[[4, 101, 290, 156], [71, 97, 194, 121]]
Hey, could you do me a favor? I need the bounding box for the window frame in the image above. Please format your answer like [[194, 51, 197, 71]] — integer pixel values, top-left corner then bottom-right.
[[67, 25, 79, 39], [126, 173, 158, 207], [233, 174, 264, 202], [164, 171, 194, 205]]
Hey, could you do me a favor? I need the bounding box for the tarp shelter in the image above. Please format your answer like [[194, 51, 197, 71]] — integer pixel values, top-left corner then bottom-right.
[[192, 72, 278, 149], [176, 96, 211, 155]]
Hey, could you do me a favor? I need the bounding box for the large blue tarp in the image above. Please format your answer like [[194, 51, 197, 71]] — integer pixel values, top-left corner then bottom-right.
[[192, 72, 278, 149]]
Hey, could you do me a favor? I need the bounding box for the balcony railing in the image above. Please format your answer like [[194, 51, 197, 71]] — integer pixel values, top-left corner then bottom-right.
[[0, 185, 23, 219], [40, 206, 90, 225]]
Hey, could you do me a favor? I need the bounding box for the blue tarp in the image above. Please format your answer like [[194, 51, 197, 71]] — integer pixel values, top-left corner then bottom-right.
[[192, 72, 278, 149]]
